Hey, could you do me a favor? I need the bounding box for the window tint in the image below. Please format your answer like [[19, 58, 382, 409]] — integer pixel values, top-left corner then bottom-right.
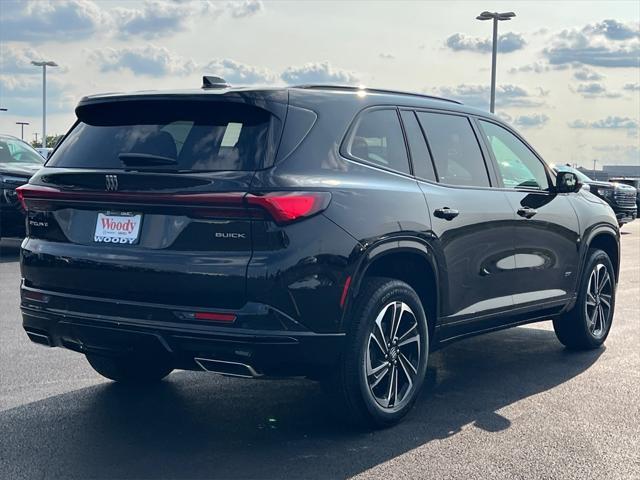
[[0, 137, 45, 166], [479, 120, 549, 190], [48, 100, 281, 171], [347, 109, 410, 174], [400, 110, 436, 181], [416, 112, 489, 187]]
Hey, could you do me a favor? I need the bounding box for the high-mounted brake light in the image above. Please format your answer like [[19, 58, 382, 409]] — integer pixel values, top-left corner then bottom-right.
[[246, 192, 331, 225], [194, 312, 237, 323]]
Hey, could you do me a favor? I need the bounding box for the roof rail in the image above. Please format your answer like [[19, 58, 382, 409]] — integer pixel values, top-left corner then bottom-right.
[[291, 84, 462, 105]]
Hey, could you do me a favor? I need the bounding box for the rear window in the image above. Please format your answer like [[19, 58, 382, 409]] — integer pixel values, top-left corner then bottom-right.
[[48, 100, 282, 171]]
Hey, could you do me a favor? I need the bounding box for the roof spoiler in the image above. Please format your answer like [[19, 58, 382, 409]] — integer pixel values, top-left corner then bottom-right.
[[202, 76, 230, 89]]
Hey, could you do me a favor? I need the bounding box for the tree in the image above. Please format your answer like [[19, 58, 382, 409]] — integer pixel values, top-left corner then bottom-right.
[[30, 134, 63, 149]]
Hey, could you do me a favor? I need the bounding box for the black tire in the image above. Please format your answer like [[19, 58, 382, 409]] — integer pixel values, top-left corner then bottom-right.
[[553, 248, 616, 350], [326, 277, 430, 429], [86, 354, 173, 383]]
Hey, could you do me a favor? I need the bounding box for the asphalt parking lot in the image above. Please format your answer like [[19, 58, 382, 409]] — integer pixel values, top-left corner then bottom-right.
[[1, 223, 638, 480]]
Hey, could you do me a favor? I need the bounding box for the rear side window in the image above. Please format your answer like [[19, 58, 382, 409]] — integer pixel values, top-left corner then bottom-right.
[[345, 108, 410, 175], [416, 112, 490, 187], [48, 100, 281, 171], [399, 110, 436, 181]]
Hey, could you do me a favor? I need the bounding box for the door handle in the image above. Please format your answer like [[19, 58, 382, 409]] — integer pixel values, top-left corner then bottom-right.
[[434, 207, 459, 220], [517, 207, 538, 219]]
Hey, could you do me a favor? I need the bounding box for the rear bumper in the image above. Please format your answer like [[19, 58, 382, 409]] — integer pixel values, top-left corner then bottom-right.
[[20, 286, 345, 378]]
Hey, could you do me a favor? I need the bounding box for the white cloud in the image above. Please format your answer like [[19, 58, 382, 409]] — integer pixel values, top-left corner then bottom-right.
[[88, 46, 197, 76], [568, 116, 638, 130], [0, 46, 49, 74], [544, 23, 640, 68], [573, 68, 605, 81], [0, 75, 76, 116], [228, 0, 264, 18], [433, 84, 544, 109], [445, 32, 526, 53], [0, 0, 106, 43], [513, 114, 550, 128], [202, 58, 276, 84], [571, 82, 621, 98], [281, 62, 360, 84]]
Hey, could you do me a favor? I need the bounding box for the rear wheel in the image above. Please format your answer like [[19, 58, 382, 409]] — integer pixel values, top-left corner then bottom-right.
[[553, 248, 615, 350], [326, 277, 429, 429], [86, 354, 173, 383]]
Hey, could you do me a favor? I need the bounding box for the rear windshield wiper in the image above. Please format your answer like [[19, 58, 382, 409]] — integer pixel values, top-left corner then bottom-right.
[[118, 153, 177, 166]]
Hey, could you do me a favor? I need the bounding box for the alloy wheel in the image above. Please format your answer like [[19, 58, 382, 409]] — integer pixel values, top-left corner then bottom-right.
[[584, 263, 613, 339], [365, 301, 422, 411]]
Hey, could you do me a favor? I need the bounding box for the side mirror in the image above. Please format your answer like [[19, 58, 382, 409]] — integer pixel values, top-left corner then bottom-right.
[[556, 171, 582, 193]]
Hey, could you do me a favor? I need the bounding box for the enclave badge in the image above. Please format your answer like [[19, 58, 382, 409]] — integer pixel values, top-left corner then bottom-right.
[[105, 174, 118, 192]]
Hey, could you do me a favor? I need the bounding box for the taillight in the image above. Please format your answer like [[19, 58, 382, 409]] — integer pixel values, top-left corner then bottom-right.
[[246, 192, 331, 225], [15, 184, 331, 224]]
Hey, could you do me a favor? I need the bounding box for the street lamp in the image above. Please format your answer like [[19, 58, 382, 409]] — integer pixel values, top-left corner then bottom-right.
[[31, 60, 58, 148], [16, 122, 30, 140], [476, 11, 516, 113]]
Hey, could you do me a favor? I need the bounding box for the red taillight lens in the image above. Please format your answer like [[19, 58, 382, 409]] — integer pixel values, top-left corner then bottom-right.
[[246, 192, 331, 225], [16, 184, 331, 224], [193, 312, 237, 323]]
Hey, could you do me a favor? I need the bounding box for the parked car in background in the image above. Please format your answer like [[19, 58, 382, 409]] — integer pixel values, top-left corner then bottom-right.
[[35, 147, 53, 159], [609, 177, 640, 210], [0, 135, 45, 239], [17, 82, 620, 427], [554, 165, 637, 227]]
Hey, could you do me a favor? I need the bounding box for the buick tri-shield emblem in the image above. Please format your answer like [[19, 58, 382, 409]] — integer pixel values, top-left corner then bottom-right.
[[105, 174, 118, 192]]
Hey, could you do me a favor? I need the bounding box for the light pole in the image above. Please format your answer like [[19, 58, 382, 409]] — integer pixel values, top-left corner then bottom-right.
[[31, 60, 58, 148], [476, 11, 516, 113], [16, 122, 30, 140]]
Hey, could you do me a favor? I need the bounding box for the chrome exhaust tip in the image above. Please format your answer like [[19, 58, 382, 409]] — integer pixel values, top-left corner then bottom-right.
[[194, 357, 262, 378]]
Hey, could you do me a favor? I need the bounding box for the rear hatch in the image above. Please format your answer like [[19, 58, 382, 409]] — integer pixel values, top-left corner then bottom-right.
[[20, 92, 287, 308]]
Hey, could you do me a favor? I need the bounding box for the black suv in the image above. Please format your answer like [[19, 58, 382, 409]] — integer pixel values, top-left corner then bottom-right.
[[18, 81, 620, 427]]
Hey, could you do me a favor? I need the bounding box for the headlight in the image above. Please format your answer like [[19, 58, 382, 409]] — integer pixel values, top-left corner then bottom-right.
[[598, 188, 614, 199]]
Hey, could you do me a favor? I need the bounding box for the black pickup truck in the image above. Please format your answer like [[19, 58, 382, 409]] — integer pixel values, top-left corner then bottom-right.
[[0, 135, 45, 239], [555, 165, 637, 227]]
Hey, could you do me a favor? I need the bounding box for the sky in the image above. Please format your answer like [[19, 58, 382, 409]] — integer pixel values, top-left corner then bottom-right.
[[0, 0, 639, 168]]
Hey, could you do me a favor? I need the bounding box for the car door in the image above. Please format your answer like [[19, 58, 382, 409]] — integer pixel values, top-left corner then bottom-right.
[[475, 118, 580, 308], [405, 109, 521, 324]]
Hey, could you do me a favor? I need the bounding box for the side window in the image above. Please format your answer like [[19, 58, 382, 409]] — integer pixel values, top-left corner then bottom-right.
[[347, 109, 410, 175], [479, 120, 550, 190], [400, 110, 436, 181], [416, 112, 490, 187]]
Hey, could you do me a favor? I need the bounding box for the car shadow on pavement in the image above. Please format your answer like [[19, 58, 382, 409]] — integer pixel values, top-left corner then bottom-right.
[[0, 326, 602, 479]]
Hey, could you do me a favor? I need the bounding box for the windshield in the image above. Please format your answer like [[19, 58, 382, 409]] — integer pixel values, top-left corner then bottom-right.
[[48, 100, 282, 172], [0, 137, 46, 166], [554, 165, 592, 183]]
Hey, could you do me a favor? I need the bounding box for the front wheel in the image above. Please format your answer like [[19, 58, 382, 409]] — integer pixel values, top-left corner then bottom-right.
[[553, 248, 616, 350], [326, 277, 430, 429], [86, 354, 173, 383]]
